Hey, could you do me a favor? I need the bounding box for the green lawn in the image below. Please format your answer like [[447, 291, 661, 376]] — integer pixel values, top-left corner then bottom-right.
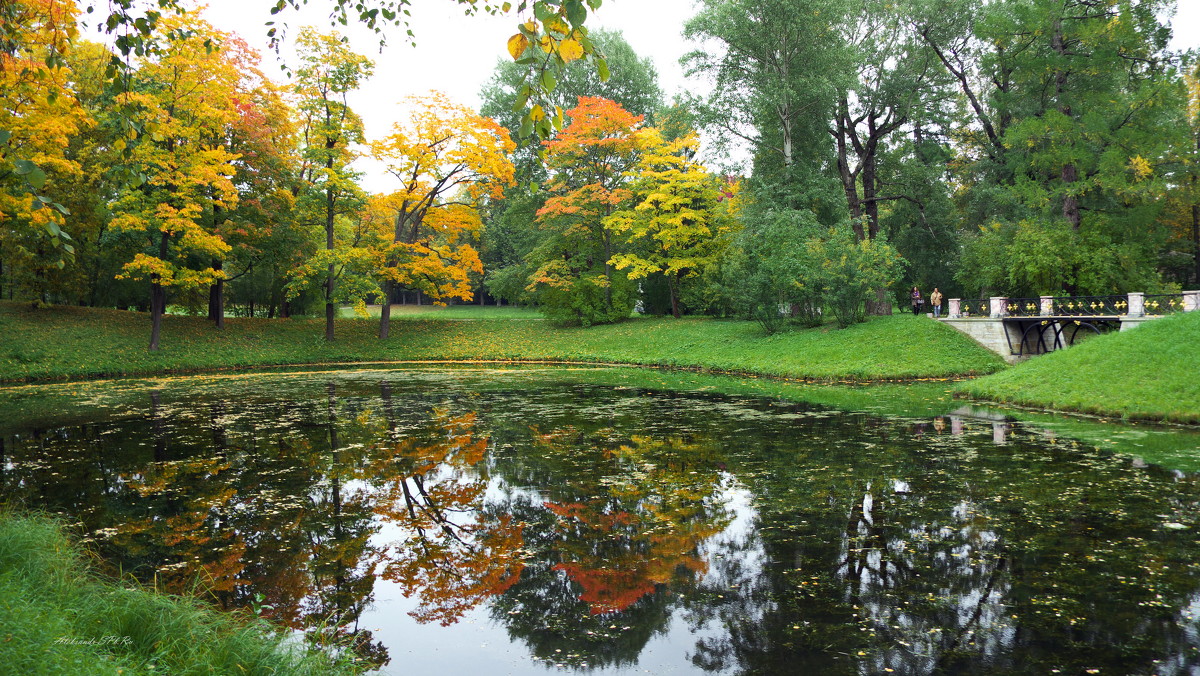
[[0, 301, 1005, 384], [955, 310, 1200, 424], [336, 303, 545, 319]]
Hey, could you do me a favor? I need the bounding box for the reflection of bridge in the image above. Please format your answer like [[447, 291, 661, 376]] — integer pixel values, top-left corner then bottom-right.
[[939, 291, 1200, 363]]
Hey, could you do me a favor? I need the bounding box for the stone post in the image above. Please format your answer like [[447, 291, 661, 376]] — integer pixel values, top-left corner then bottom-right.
[[1184, 290, 1200, 312], [990, 296, 1007, 318], [949, 298, 961, 318], [1127, 292, 1144, 317], [1040, 295, 1052, 316]]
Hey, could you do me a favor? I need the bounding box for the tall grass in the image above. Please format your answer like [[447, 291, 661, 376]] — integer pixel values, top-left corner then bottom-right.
[[0, 511, 364, 675]]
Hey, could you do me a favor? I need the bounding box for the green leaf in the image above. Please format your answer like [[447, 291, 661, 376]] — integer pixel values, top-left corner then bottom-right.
[[0, 130, 10, 145], [566, 0, 586, 27], [13, 159, 36, 175], [597, 58, 610, 82], [27, 166, 47, 190], [541, 70, 557, 92], [520, 115, 534, 138]]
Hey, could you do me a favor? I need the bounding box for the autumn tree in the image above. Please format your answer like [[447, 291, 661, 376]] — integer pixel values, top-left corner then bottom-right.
[[527, 96, 645, 325], [0, 0, 86, 301], [291, 28, 373, 341], [607, 131, 739, 318], [107, 13, 241, 350], [368, 92, 514, 339]]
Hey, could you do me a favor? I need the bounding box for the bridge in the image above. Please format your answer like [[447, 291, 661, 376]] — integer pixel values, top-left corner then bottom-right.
[[939, 291, 1200, 363]]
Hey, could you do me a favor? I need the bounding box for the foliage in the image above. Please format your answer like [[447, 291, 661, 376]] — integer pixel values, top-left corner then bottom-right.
[[606, 131, 740, 318], [812, 226, 905, 328], [527, 96, 645, 325], [368, 91, 514, 336]]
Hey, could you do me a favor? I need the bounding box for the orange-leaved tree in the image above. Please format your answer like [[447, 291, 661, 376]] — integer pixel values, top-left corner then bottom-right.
[[368, 92, 514, 339], [606, 131, 740, 318], [527, 96, 645, 325], [108, 13, 240, 350]]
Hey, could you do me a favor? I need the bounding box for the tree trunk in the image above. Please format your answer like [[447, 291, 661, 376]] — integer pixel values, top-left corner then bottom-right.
[[208, 259, 225, 329], [149, 230, 169, 351], [379, 278, 392, 339], [669, 271, 683, 319], [865, 287, 893, 316]]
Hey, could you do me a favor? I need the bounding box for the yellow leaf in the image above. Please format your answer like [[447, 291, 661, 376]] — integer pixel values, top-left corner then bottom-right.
[[559, 38, 584, 62], [530, 104, 546, 121], [540, 35, 554, 53], [507, 33, 529, 60]]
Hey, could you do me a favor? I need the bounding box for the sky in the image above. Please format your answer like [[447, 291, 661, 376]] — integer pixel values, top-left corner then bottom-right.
[[191, 0, 1200, 193]]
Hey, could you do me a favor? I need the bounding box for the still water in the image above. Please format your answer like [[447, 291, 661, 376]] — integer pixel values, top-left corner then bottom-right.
[[2, 366, 1199, 675]]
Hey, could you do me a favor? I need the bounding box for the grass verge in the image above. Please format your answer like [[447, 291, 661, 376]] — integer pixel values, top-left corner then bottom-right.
[[0, 301, 1005, 383], [0, 510, 363, 675], [954, 310, 1200, 424]]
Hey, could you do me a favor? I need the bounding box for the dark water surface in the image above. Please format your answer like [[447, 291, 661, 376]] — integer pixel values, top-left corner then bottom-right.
[[2, 366, 1200, 675]]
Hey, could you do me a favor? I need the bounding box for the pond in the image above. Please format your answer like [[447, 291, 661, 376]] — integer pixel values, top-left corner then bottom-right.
[[2, 366, 1200, 675]]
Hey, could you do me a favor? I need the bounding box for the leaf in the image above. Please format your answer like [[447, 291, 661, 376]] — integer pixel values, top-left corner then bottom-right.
[[0, 130, 10, 144], [531, 104, 546, 122], [559, 38, 584, 62], [507, 33, 529, 60], [566, 0, 587, 27], [27, 166, 47, 190], [540, 70, 557, 92], [13, 159, 36, 175], [597, 58, 610, 82]]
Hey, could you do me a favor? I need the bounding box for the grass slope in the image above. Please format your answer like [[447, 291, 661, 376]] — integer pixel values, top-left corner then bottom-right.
[[955, 310, 1200, 423], [0, 511, 362, 675], [0, 302, 1004, 383]]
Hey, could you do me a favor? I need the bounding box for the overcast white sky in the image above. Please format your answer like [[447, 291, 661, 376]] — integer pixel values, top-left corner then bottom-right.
[[192, 0, 1200, 192]]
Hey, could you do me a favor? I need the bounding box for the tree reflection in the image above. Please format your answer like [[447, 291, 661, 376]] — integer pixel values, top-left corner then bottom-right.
[[370, 381, 526, 626], [488, 427, 733, 668]]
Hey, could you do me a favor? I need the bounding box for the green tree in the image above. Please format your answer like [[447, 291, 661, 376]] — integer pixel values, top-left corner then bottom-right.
[[290, 28, 373, 340]]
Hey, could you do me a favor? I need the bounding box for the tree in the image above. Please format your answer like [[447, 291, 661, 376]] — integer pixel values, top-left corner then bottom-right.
[[932, 0, 1185, 296], [291, 28, 373, 341], [607, 131, 739, 318], [527, 96, 644, 325], [0, 0, 85, 300], [478, 29, 663, 306], [107, 13, 241, 350], [369, 91, 515, 339]]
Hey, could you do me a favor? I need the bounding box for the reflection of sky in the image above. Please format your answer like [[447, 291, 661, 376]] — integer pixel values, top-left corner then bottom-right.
[[361, 474, 751, 675]]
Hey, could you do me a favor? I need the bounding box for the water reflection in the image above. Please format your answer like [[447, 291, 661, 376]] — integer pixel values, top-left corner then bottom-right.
[[1, 368, 1199, 675]]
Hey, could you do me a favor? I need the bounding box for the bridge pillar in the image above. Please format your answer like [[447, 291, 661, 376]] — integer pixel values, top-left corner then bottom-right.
[[1127, 292, 1144, 317], [1185, 290, 1200, 312], [1040, 296, 1052, 316], [948, 298, 961, 318], [989, 296, 1007, 318]]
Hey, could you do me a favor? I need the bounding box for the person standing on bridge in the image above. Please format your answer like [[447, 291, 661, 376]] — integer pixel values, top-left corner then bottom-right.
[[930, 287, 943, 318], [910, 286, 922, 316]]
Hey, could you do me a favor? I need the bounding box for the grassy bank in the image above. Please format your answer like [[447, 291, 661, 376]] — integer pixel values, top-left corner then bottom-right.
[[955, 310, 1200, 424], [0, 511, 362, 675], [0, 301, 1005, 383]]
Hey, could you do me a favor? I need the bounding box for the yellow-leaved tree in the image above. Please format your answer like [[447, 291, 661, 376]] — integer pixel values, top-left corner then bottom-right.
[[606, 131, 739, 318], [0, 0, 88, 299], [369, 91, 515, 339], [108, 13, 241, 350]]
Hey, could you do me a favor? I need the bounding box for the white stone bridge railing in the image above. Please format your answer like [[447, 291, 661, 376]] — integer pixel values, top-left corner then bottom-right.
[[939, 290, 1199, 363], [947, 291, 1200, 319]]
